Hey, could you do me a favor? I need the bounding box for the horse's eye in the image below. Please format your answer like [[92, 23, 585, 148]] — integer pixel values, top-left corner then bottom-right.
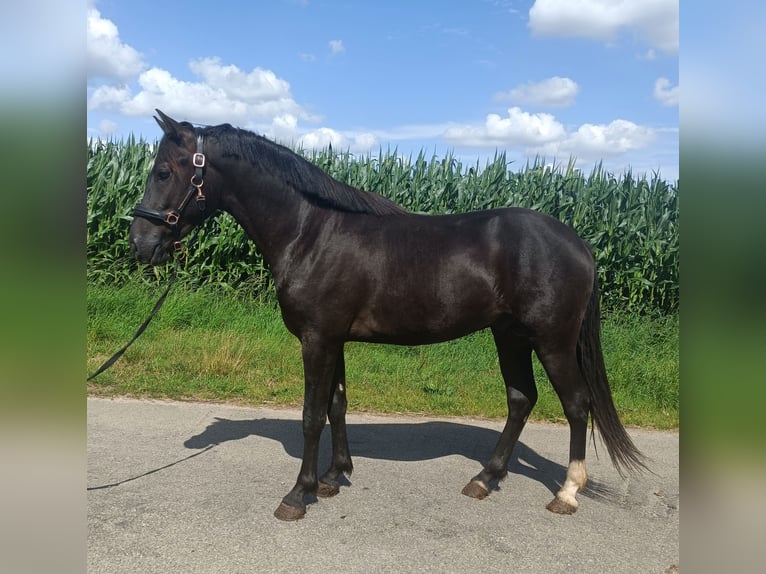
[[156, 169, 171, 181]]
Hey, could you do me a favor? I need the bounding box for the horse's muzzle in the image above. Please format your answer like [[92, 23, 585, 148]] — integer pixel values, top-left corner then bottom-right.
[[129, 214, 172, 265], [130, 235, 171, 265]]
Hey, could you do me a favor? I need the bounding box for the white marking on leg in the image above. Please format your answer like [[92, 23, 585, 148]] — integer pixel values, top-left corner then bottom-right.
[[555, 460, 588, 508], [338, 383, 344, 392]]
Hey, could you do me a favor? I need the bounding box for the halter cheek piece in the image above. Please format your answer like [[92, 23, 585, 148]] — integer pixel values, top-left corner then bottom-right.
[[132, 134, 207, 236]]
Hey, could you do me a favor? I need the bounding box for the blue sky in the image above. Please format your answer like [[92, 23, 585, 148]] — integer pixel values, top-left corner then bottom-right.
[[87, 0, 678, 180]]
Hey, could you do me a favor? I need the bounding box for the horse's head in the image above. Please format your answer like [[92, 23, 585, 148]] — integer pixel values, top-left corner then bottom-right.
[[130, 110, 217, 265]]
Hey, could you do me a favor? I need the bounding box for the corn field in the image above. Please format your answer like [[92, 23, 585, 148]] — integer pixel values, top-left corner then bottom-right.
[[87, 138, 679, 314]]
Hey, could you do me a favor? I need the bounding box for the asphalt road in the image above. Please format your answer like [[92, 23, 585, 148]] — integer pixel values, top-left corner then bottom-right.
[[87, 397, 679, 573]]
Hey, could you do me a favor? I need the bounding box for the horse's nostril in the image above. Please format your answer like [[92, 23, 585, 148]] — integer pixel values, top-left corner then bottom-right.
[[128, 237, 156, 264]]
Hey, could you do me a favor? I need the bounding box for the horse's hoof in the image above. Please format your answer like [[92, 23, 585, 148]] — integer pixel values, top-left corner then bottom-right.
[[546, 497, 578, 515], [461, 480, 490, 500], [274, 501, 306, 521], [317, 481, 340, 498]]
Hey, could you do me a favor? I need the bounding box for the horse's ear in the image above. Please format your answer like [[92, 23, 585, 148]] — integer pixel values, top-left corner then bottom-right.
[[154, 109, 184, 140]]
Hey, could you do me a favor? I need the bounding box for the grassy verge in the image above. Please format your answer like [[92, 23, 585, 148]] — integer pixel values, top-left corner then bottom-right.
[[87, 281, 678, 429]]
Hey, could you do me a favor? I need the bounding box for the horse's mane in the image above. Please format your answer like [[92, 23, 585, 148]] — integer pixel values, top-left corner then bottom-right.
[[201, 124, 407, 216]]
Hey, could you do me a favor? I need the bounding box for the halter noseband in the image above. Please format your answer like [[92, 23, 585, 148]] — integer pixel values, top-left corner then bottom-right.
[[132, 134, 207, 232]]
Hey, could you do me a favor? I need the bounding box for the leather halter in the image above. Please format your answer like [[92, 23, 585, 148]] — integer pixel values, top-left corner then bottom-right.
[[132, 134, 207, 233]]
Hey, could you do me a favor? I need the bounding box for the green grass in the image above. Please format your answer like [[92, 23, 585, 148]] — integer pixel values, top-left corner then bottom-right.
[[87, 281, 678, 429]]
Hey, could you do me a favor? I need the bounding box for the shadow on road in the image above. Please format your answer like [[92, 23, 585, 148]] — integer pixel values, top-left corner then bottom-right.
[[183, 416, 619, 501]]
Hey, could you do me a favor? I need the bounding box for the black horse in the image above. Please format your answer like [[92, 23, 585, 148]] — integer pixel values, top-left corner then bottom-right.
[[130, 110, 645, 521]]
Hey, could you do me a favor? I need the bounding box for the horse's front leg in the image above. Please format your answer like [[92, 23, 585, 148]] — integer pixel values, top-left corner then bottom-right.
[[317, 349, 353, 497], [274, 338, 340, 521]]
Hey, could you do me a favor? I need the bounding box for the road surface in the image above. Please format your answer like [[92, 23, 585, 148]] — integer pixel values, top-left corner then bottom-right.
[[88, 397, 678, 573]]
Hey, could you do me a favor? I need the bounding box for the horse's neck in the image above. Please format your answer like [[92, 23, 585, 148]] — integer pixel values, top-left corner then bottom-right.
[[222, 167, 327, 270]]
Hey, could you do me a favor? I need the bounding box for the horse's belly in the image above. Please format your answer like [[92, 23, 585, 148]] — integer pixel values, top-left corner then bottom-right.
[[348, 323, 489, 345], [348, 291, 500, 345]]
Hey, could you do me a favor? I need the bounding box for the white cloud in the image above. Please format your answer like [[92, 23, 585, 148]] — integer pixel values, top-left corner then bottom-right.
[[487, 0, 521, 14], [86, 8, 315, 129], [654, 77, 679, 107], [496, 76, 579, 107], [189, 57, 292, 103], [443, 107, 655, 162], [329, 39, 345, 55], [529, 0, 678, 54], [299, 127, 348, 150], [270, 114, 299, 141], [87, 8, 145, 79], [443, 107, 566, 147], [351, 132, 379, 152], [297, 128, 379, 154], [98, 119, 118, 137], [87, 59, 317, 127], [87, 84, 131, 111], [537, 119, 656, 159]]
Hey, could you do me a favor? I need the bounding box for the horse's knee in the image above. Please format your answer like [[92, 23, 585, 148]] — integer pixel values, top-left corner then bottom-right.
[[508, 386, 536, 415], [302, 412, 327, 437]]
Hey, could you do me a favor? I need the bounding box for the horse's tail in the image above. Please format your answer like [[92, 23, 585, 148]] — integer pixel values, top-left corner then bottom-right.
[[577, 269, 648, 476]]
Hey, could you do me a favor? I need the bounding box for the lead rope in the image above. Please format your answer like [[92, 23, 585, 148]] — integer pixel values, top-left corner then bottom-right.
[[87, 239, 189, 381]]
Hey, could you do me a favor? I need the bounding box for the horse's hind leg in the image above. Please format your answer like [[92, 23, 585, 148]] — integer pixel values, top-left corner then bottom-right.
[[317, 349, 353, 497], [462, 327, 537, 499], [536, 345, 590, 514]]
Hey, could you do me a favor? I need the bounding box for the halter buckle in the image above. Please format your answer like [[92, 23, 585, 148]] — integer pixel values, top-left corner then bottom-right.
[[164, 212, 180, 226], [192, 152, 206, 168]]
